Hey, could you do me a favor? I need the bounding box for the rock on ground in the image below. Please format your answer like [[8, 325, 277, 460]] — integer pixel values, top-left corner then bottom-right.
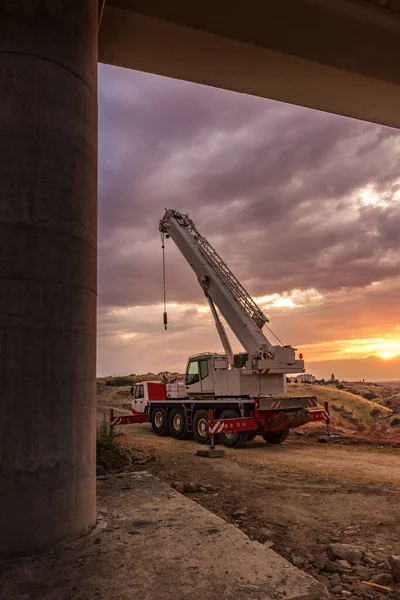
[[370, 572, 394, 587], [328, 544, 363, 565], [389, 555, 400, 582]]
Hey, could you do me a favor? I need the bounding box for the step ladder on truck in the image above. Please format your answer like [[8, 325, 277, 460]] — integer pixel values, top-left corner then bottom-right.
[[110, 209, 330, 448]]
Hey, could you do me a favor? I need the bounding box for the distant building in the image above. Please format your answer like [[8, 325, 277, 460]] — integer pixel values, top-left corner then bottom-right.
[[289, 374, 316, 383]]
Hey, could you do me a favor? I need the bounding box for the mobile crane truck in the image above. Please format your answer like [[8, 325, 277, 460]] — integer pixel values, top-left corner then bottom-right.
[[110, 209, 329, 448]]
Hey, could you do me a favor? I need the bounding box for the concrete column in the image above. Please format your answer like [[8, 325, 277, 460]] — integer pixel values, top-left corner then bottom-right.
[[0, 1, 98, 556]]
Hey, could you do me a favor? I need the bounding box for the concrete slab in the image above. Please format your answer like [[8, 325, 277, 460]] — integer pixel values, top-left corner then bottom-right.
[[0, 472, 327, 600]]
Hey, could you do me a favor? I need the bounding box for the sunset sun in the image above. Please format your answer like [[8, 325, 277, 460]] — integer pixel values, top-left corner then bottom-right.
[[378, 351, 396, 360]]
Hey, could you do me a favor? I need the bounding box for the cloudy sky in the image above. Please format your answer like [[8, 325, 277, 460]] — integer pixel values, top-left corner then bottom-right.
[[98, 64, 400, 381]]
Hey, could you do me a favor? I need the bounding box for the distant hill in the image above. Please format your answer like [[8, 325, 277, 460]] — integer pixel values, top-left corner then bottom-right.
[[338, 381, 400, 413], [287, 383, 393, 424]]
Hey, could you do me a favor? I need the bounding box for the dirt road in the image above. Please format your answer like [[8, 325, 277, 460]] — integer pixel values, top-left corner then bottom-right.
[[118, 421, 400, 486]]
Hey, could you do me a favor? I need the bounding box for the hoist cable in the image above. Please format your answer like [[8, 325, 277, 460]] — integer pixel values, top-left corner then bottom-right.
[[264, 325, 284, 346], [161, 232, 168, 330]]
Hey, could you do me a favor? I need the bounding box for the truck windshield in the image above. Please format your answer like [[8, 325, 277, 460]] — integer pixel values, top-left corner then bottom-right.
[[186, 361, 199, 385]]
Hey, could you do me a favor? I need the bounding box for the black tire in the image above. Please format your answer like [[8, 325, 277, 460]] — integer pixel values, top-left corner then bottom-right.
[[262, 429, 289, 444], [193, 410, 210, 444], [219, 409, 249, 448], [151, 407, 170, 436], [169, 408, 187, 440]]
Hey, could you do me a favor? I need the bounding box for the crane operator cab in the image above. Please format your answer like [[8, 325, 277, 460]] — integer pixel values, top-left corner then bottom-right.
[[185, 352, 286, 398], [185, 353, 219, 397], [185, 353, 235, 397]]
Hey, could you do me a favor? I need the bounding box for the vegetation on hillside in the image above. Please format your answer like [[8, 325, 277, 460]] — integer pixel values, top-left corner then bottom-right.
[[104, 375, 136, 387], [327, 380, 400, 416], [287, 383, 393, 425]]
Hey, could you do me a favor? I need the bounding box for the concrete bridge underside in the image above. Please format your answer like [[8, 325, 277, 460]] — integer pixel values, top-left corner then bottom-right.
[[1, 0, 400, 557], [100, 0, 400, 128]]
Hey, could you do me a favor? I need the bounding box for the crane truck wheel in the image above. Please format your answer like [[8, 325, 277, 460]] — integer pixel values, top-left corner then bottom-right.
[[219, 409, 249, 448], [193, 410, 210, 444], [247, 432, 258, 442], [169, 408, 188, 440], [150, 408, 170, 436], [261, 429, 289, 444]]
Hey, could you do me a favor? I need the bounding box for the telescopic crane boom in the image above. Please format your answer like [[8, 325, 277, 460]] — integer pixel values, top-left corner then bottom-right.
[[159, 209, 304, 375]]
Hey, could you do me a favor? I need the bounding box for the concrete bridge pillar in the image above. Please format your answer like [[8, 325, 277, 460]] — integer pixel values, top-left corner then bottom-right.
[[0, 1, 98, 556]]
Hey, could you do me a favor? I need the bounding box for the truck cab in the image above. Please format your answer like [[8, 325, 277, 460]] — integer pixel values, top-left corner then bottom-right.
[[130, 380, 167, 414], [130, 379, 187, 414]]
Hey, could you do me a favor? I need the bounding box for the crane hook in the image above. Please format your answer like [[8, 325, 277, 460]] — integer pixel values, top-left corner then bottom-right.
[[161, 232, 167, 330]]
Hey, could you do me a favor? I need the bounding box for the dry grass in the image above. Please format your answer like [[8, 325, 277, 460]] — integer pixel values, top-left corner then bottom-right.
[[287, 383, 393, 423]]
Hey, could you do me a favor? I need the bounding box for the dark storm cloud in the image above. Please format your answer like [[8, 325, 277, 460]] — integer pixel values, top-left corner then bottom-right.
[[99, 65, 400, 309]]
